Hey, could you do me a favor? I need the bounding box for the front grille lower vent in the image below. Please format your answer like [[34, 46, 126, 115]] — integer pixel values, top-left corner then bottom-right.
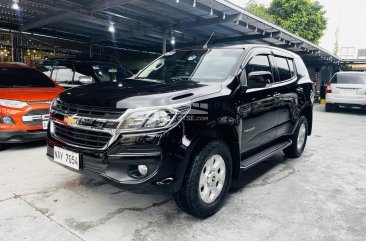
[[53, 122, 112, 148], [22, 109, 49, 126], [53, 100, 125, 119]]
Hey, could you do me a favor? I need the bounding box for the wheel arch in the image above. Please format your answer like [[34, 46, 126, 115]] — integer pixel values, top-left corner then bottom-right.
[[301, 104, 313, 135], [183, 124, 241, 181]]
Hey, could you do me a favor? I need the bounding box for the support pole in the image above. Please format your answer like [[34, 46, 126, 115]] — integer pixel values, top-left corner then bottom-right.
[[162, 34, 167, 54], [11, 33, 14, 62], [19, 32, 23, 63], [89, 44, 93, 58]]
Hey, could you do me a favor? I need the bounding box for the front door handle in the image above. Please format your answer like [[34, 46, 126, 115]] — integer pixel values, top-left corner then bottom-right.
[[273, 93, 281, 98]]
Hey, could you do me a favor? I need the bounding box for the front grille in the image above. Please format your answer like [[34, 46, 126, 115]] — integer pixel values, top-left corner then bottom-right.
[[22, 109, 49, 126], [53, 100, 125, 119], [53, 122, 112, 148]]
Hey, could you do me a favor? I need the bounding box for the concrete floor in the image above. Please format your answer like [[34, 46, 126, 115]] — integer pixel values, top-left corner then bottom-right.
[[0, 105, 365, 241]]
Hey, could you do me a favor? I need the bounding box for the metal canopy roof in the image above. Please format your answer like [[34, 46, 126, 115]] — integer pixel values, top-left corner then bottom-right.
[[0, 0, 340, 65]]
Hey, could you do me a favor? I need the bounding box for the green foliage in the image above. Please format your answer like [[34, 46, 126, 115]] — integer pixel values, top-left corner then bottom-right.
[[340, 64, 352, 71], [245, 0, 327, 44], [245, 0, 274, 23]]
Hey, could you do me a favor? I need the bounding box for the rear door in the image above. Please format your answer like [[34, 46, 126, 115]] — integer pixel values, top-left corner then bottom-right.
[[271, 53, 300, 137]]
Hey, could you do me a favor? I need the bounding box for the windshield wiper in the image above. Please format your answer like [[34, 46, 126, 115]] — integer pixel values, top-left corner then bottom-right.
[[133, 77, 162, 83]]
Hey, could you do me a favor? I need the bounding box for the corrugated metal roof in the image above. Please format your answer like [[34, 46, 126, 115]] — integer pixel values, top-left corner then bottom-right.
[[0, 0, 340, 65]]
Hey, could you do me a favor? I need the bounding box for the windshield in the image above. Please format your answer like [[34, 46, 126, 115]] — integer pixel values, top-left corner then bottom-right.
[[331, 73, 366, 84], [136, 49, 243, 82], [0, 67, 55, 88], [93, 65, 128, 82]]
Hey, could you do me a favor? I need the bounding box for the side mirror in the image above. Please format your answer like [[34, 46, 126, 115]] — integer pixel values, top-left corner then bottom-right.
[[247, 71, 273, 88], [79, 76, 94, 84]]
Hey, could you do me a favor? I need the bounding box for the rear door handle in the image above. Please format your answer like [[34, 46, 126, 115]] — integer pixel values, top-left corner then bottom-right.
[[273, 93, 281, 98]]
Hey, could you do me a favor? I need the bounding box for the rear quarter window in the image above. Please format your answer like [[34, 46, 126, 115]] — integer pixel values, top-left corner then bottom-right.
[[332, 73, 366, 84], [274, 56, 292, 81], [294, 58, 310, 78]]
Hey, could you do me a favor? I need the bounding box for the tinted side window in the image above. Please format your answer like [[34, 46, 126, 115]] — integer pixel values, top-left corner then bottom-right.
[[330, 74, 337, 84], [246, 55, 271, 76], [275, 56, 291, 81], [52, 68, 73, 83]]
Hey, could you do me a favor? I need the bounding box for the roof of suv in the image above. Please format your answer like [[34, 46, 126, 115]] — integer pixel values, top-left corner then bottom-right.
[[223, 44, 300, 58], [180, 44, 300, 60], [336, 71, 366, 75]]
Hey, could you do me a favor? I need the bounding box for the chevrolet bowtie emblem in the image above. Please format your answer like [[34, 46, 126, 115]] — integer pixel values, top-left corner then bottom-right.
[[64, 116, 77, 125]]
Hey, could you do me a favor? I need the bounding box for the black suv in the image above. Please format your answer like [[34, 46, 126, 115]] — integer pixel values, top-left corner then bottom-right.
[[47, 45, 313, 218]]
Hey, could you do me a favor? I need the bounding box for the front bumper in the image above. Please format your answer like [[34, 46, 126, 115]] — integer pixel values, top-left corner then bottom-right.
[[46, 127, 186, 194], [0, 130, 46, 143]]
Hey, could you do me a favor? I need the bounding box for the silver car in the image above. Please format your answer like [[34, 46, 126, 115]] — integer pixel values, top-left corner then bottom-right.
[[325, 72, 366, 112]]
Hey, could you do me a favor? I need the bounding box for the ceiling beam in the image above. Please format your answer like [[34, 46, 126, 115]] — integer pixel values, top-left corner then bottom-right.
[[20, 0, 135, 31], [20, 12, 78, 32], [90, 0, 135, 11], [121, 1, 222, 38], [176, 32, 281, 48], [176, 14, 242, 29]]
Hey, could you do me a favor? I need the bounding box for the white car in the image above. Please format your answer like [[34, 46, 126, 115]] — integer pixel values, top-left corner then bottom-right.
[[325, 71, 366, 112]]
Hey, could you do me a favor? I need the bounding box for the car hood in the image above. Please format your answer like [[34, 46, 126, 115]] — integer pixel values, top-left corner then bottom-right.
[[58, 79, 223, 109], [0, 87, 63, 102]]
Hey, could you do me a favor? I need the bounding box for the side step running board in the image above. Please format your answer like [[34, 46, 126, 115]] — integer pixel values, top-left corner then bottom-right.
[[240, 140, 292, 171]]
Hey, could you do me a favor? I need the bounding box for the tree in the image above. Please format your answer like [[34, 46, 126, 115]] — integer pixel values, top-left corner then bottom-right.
[[245, 0, 327, 44], [268, 0, 327, 44], [245, 0, 274, 23]]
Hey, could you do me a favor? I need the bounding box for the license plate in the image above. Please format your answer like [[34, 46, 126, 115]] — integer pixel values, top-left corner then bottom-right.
[[54, 146, 80, 170], [342, 88, 356, 93], [42, 121, 48, 130], [42, 115, 49, 129]]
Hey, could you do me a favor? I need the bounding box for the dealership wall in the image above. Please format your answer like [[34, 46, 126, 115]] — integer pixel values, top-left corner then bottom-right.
[[306, 64, 337, 90]]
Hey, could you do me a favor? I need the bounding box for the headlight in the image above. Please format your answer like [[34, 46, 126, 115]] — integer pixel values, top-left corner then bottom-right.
[[118, 105, 190, 132], [0, 99, 28, 108]]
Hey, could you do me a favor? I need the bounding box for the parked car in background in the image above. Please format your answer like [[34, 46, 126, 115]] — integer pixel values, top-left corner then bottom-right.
[[325, 71, 366, 112], [37, 57, 132, 88], [0, 63, 64, 150], [46, 45, 313, 218]]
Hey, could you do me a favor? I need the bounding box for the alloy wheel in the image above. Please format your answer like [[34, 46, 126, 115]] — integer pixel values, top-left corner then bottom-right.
[[199, 154, 226, 204]]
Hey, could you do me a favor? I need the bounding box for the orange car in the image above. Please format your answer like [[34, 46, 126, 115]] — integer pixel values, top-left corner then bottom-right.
[[0, 63, 64, 148]]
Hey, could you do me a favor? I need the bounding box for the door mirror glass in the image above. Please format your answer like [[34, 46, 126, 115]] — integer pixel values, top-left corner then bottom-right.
[[78, 76, 94, 84], [247, 71, 273, 88]]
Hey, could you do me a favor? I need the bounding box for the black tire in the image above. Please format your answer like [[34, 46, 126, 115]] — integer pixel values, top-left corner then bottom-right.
[[283, 116, 308, 158], [174, 140, 232, 218], [362, 106, 366, 113], [325, 103, 333, 112]]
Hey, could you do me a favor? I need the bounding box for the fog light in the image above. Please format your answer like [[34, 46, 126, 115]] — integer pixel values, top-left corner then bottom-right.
[[0, 116, 15, 124], [137, 165, 148, 176]]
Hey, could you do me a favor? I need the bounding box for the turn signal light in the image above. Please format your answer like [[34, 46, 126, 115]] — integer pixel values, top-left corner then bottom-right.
[[326, 83, 332, 93]]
